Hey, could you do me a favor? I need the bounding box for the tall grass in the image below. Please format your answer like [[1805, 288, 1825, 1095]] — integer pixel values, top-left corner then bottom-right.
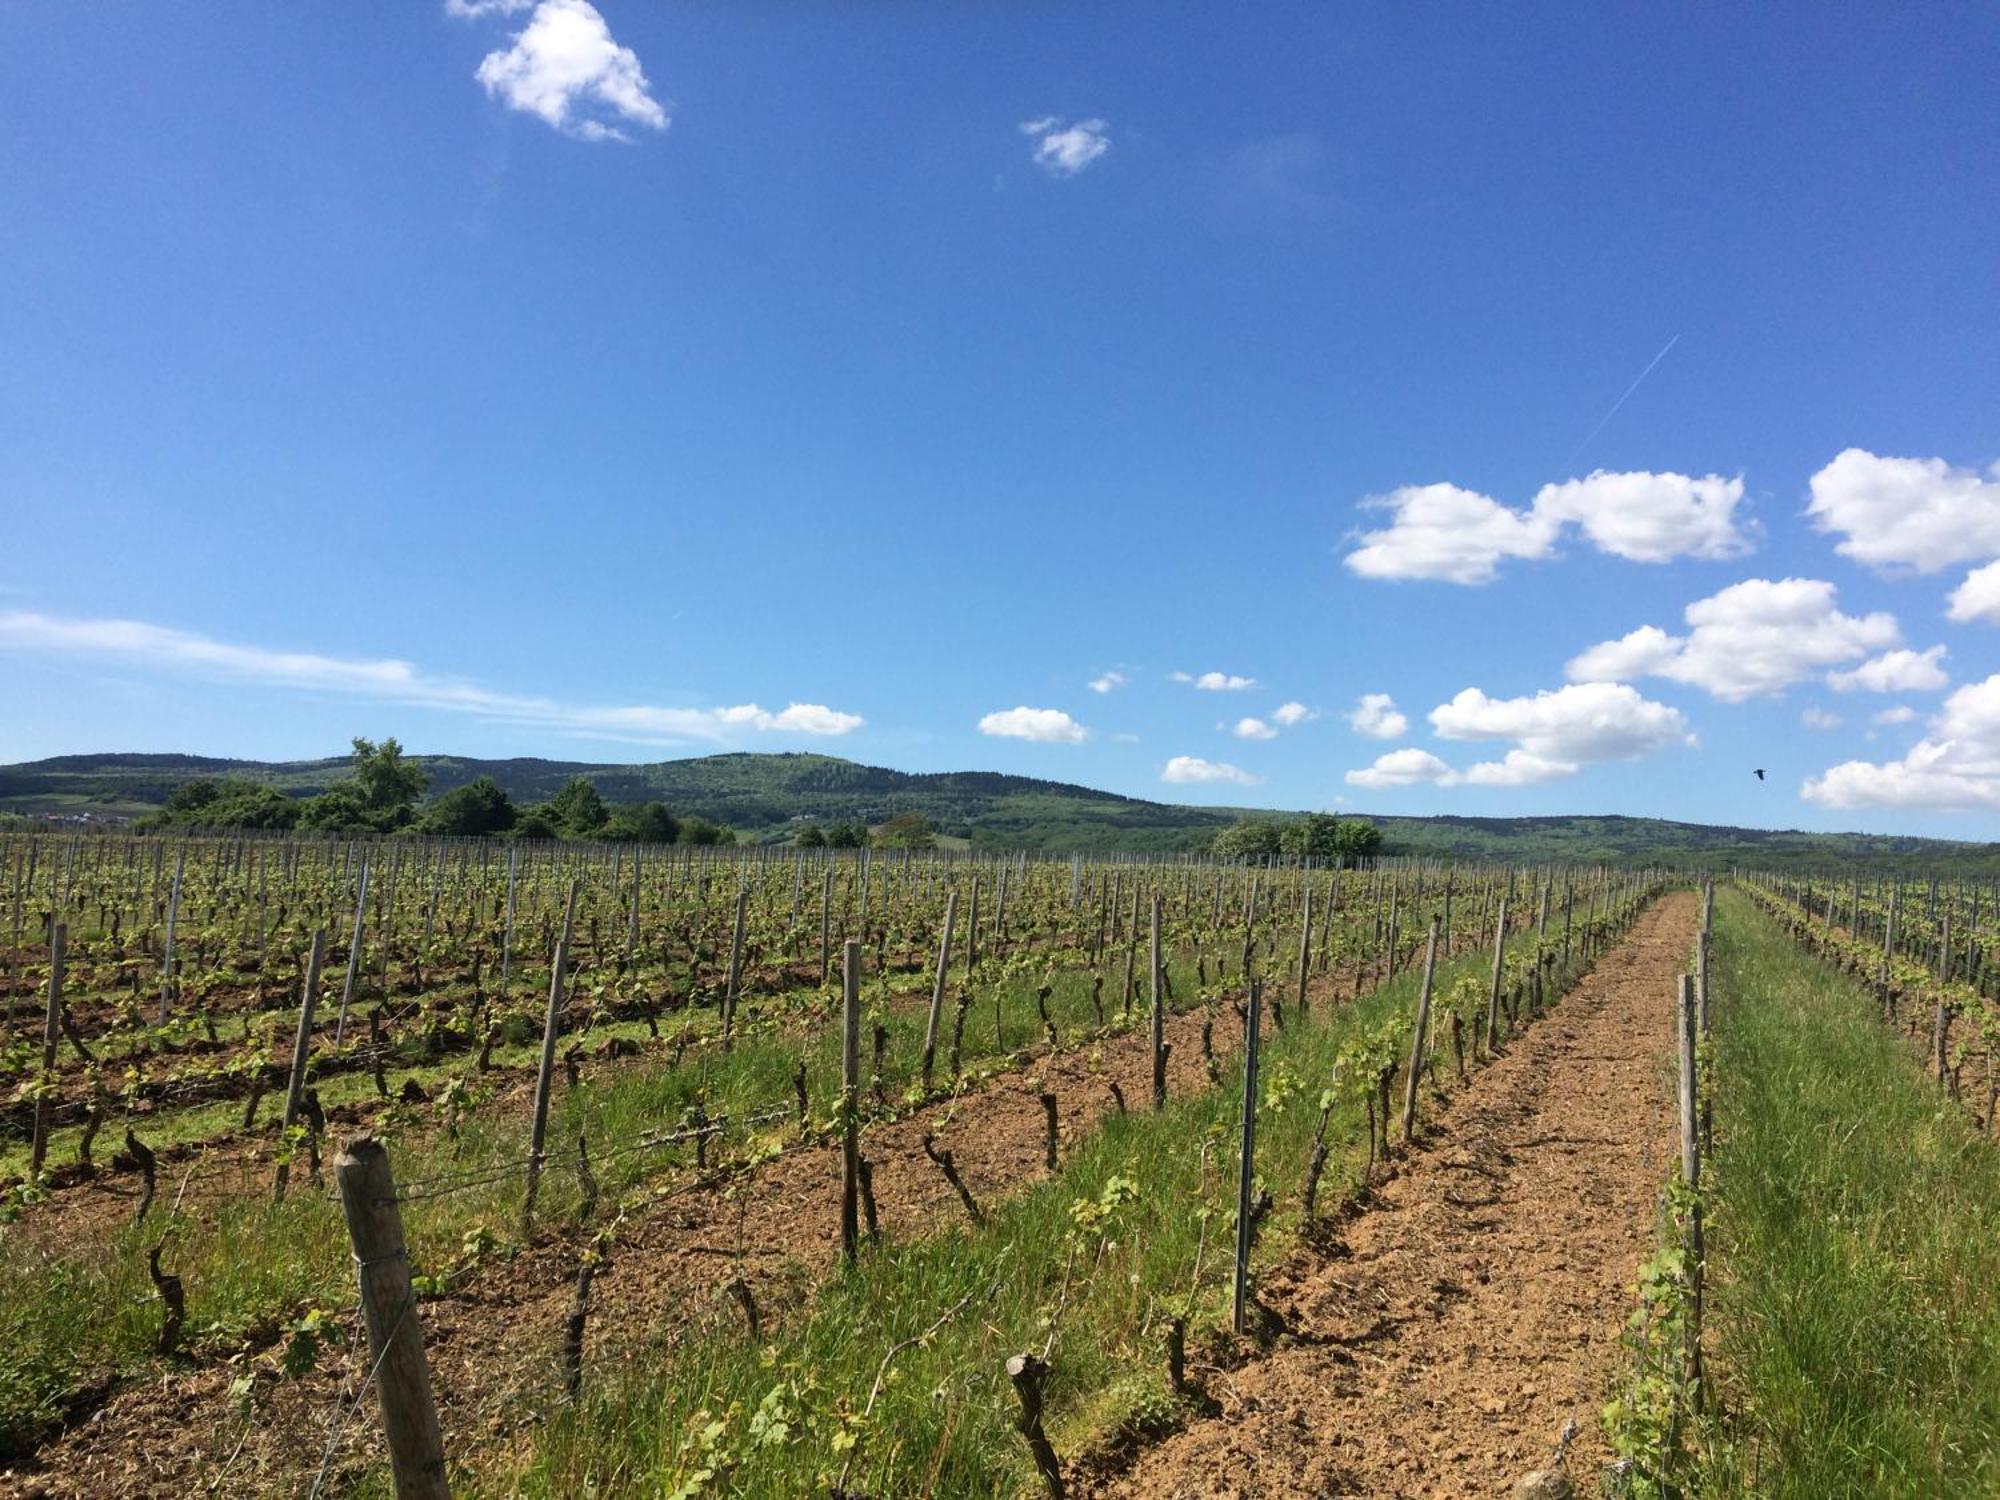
[[1692, 888, 2000, 1497]]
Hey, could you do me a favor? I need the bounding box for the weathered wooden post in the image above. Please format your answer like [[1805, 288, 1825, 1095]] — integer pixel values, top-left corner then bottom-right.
[[841, 938, 862, 1264], [1295, 882, 1312, 1019], [722, 883, 748, 1051], [1399, 917, 1441, 1145], [335, 1137, 451, 1500], [29, 923, 64, 1179], [273, 929, 327, 1201], [1485, 895, 1508, 1054], [157, 848, 184, 1025], [1150, 893, 1167, 1109], [1232, 979, 1264, 1335], [920, 889, 958, 1093], [334, 857, 371, 1046], [1677, 972, 1704, 1403], [521, 880, 579, 1240]]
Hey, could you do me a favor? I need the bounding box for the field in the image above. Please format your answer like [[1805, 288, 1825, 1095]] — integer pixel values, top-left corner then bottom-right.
[[2, 833, 1999, 1496]]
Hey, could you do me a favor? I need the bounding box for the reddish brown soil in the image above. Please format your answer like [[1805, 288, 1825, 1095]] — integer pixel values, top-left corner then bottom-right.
[[1091, 892, 1694, 1500]]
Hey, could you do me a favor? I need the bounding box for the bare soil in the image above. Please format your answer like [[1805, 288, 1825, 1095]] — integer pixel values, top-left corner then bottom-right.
[[1090, 892, 1694, 1499]]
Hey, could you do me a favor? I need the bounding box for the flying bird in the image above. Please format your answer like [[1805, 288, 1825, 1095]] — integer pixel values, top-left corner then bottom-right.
[[1754, 768, 1766, 781]]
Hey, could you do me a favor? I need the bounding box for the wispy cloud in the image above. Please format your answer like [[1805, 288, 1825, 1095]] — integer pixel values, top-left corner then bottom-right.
[[0, 611, 860, 744], [1020, 116, 1110, 176], [472, 0, 667, 142], [1161, 755, 1260, 786], [1088, 670, 1127, 694], [1170, 670, 1257, 692]]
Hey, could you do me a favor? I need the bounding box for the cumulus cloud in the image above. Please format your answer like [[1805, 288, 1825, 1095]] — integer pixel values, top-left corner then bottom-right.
[[475, 0, 667, 142], [977, 706, 1087, 743], [1087, 671, 1127, 694], [1801, 707, 1843, 731], [1171, 670, 1257, 691], [1233, 717, 1278, 741], [1826, 646, 1948, 694], [1346, 693, 1409, 740], [1873, 705, 1918, 726], [1161, 756, 1261, 786], [1344, 483, 1560, 585], [0, 610, 859, 743], [1430, 681, 1691, 766], [1020, 116, 1110, 176], [1566, 577, 1899, 701], [1459, 750, 1579, 786], [1807, 448, 2000, 573], [1345, 748, 1457, 789], [1948, 560, 2000, 626], [1805, 675, 2000, 809], [1343, 469, 1748, 584], [1531, 470, 1749, 563], [1271, 701, 1315, 727]]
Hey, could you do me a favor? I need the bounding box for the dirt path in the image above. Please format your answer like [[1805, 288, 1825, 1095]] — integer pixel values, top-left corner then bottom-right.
[[1093, 891, 1694, 1500]]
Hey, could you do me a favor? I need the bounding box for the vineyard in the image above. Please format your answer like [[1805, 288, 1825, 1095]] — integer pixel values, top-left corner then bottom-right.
[[0, 834, 1994, 1496]]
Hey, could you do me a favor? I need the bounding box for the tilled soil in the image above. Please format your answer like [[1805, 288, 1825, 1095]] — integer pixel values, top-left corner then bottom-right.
[[1092, 892, 1694, 1500], [2, 931, 1509, 1499]]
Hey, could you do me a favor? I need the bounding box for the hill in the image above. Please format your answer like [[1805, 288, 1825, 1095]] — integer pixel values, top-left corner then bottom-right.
[[3, 750, 1997, 872]]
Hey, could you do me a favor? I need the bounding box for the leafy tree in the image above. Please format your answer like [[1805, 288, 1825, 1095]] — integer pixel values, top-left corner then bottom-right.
[[1212, 819, 1284, 860], [874, 811, 935, 850], [826, 822, 870, 849], [298, 783, 374, 832], [163, 779, 221, 815], [794, 824, 827, 848], [1332, 818, 1384, 863], [153, 777, 298, 830], [421, 776, 516, 836], [601, 803, 680, 844], [545, 776, 610, 837], [513, 808, 560, 841], [678, 816, 727, 846], [348, 737, 428, 821]]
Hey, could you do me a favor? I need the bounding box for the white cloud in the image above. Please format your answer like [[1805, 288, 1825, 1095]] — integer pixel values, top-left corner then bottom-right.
[[1530, 470, 1749, 564], [1807, 448, 2000, 573], [1344, 483, 1559, 585], [1346, 693, 1409, 741], [977, 706, 1087, 744], [1805, 674, 2000, 809], [1430, 681, 1691, 767], [1566, 577, 1899, 701], [1271, 701, 1315, 727], [0, 610, 860, 744], [1948, 560, 2000, 626], [1460, 750, 1578, 786], [1171, 670, 1257, 691], [1345, 748, 1457, 789], [475, 0, 667, 142], [448, 0, 534, 15], [1087, 671, 1127, 694], [1826, 646, 1948, 694], [1021, 116, 1110, 176], [1161, 756, 1261, 786], [1874, 705, 1918, 726], [1233, 717, 1278, 741], [1801, 707, 1843, 731], [1343, 470, 1748, 584]]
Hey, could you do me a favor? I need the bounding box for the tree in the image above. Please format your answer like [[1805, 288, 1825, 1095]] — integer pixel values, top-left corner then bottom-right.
[[1212, 819, 1284, 860], [873, 812, 935, 850], [155, 777, 298, 830], [348, 737, 428, 825], [1331, 819, 1384, 863], [513, 808, 560, 841], [826, 822, 870, 849], [601, 803, 680, 844], [163, 779, 221, 815], [678, 816, 728, 846], [545, 776, 610, 837], [421, 777, 516, 836], [794, 823, 827, 848]]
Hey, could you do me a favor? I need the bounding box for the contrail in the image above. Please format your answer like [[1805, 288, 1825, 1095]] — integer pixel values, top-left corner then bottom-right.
[[1562, 332, 1681, 473]]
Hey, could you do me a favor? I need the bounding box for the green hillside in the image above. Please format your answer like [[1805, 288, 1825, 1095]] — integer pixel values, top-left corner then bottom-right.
[[3, 750, 1997, 872]]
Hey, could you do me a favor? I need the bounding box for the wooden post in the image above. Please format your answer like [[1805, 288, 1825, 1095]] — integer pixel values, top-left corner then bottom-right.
[[920, 890, 958, 1093], [1400, 917, 1441, 1145], [157, 848, 183, 1025], [841, 938, 862, 1264], [1295, 883, 1312, 1019], [1231, 979, 1264, 1335], [274, 929, 327, 1201], [29, 923, 64, 1179], [334, 857, 371, 1046], [521, 880, 579, 1240], [1150, 893, 1167, 1109], [1485, 895, 1508, 1054], [722, 884, 747, 1051], [335, 1137, 451, 1500]]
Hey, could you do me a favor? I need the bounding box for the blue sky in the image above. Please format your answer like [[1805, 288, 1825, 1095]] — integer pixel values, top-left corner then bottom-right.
[[3, 2, 1998, 834]]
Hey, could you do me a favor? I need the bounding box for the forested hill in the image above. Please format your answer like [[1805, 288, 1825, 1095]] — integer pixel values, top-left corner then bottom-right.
[[3, 750, 1996, 872]]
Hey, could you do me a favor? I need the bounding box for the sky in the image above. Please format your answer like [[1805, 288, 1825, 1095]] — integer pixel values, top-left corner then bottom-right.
[[3, 2, 1999, 835]]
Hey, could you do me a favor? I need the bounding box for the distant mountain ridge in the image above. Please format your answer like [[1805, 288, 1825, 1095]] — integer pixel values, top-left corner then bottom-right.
[[3, 750, 1996, 871]]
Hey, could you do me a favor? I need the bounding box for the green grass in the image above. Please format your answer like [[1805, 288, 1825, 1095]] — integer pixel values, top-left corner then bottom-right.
[[1692, 887, 2000, 1497]]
